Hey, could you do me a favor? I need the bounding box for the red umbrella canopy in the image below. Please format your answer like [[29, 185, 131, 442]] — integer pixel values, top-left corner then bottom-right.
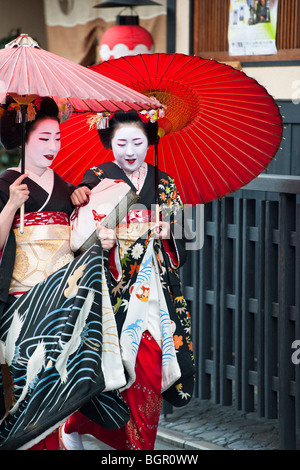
[[52, 53, 283, 205], [0, 34, 160, 113]]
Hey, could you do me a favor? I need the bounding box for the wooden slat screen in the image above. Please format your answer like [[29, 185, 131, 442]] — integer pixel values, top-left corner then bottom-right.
[[193, 0, 300, 62], [276, 0, 300, 50], [180, 171, 300, 448]]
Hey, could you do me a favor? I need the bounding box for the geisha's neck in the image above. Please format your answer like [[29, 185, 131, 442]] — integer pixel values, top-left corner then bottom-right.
[[10, 165, 54, 193], [19, 162, 50, 177], [113, 161, 148, 194]]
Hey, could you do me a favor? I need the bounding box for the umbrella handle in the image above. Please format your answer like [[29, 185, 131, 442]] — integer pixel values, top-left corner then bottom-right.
[[20, 106, 26, 234], [21, 105, 26, 174], [155, 139, 160, 226], [20, 204, 24, 234], [155, 204, 160, 227]]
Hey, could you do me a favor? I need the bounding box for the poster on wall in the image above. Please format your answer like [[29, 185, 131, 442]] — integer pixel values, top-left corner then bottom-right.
[[228, 0, 278, 56]]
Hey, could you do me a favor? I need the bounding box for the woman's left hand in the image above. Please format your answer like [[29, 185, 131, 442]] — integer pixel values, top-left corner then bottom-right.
[[96, 223, 117, 250]]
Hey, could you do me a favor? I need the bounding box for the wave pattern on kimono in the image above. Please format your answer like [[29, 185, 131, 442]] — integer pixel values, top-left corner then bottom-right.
[[0, 242, 127, 450], [120, 237, 181, 393], [80, 162, 195, 407]]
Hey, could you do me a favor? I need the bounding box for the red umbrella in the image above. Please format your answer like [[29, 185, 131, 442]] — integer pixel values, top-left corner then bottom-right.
[[52, 53, 283, 205]]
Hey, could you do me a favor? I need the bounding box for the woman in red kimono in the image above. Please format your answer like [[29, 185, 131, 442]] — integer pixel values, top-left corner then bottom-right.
[[59, 110, 195, 451]]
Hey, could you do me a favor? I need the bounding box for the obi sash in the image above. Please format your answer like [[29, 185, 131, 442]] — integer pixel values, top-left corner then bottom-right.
[[118, 209, 178, 267], [117, 209, 153, 259], [10, 211, 74, 295]]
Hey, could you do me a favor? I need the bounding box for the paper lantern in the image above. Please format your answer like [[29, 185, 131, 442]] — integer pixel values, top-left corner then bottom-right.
[[99, 15, 154, 61]]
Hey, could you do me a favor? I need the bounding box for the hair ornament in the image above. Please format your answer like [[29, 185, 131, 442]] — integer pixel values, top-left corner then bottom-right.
[[7, 94, 37, 123], [56, 98, 73, 123], [139, 108, 165, 124], [87, 112, 111, 130], [4, 94, 71, 124], [87, 107, 165, 131], [9, 102, 36, 123]]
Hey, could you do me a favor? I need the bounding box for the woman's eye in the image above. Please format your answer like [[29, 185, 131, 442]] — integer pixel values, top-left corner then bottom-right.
[[39, 138, 49, 141]]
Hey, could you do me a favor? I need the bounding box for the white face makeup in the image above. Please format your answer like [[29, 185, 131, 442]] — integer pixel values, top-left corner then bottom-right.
[[24, 118, 61, 175], [111, 124, 149, 174]]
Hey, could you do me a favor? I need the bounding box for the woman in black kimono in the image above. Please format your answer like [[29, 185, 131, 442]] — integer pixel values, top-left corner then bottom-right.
[[0, 98, 128, 450], [60, 110, 195, 451], [0, 98, 75, 295]]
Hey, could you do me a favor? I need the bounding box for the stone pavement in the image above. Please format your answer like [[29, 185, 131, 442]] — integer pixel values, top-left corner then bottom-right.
[[83, 396, 299, 451], [157, 397, 300, 451]]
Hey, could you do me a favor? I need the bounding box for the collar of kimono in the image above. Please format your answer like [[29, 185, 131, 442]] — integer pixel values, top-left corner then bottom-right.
[[122, 161, 148, 194]]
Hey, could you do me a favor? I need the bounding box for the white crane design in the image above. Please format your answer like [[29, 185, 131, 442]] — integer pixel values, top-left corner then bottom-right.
[[55, 289, 95, 383], [10, 341, 46, 414], [0, 310, 23, 366]]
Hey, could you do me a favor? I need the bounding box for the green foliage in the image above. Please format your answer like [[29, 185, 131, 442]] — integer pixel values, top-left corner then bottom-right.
[[0, 29, 20, 49], [0, 143, 20, 173]]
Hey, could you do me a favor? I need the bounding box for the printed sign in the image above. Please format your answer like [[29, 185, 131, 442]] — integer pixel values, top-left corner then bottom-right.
[[228, 0, 278, 56]]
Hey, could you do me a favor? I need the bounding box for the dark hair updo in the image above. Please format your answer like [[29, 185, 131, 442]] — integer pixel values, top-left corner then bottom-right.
[[0, 96, 59, 150], [98, 110, 159, 150]]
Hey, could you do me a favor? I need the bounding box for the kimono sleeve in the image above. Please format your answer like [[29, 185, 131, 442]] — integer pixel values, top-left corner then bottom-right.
[[108, 240, 122, 281], [78, 168, 105, 190], [0, 180, 11, 260], [159, 175, 188, 268]]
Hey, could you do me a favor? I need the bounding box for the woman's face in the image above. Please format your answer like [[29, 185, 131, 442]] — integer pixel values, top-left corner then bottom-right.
[[111, 124, 148, 173], [25, 118, 61, 174]]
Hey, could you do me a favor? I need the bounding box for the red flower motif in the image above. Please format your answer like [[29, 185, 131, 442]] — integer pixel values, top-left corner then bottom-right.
[[174, 335, 183, 350], [129, 262, 139, 277]]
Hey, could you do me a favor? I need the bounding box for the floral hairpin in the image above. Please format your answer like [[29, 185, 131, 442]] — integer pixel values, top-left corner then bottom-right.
[[139, 108, 165, 123], [56, 98, 73, 123], [5, 95, 73, 124], [7, 94, 37, 123], [34, 96, 72, 123], [87, 107, 165, 131], [87, 112, 111, 130]]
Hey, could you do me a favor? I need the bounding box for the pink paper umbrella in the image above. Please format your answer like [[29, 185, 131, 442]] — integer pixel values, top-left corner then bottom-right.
[[0, 34, 161, 230]]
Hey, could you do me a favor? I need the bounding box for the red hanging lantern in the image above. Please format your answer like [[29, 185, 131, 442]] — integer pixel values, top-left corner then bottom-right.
[[99, 14, 154, 61]]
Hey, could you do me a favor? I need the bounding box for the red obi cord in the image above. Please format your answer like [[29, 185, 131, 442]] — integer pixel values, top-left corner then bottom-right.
[[13, 211, 69, 229]]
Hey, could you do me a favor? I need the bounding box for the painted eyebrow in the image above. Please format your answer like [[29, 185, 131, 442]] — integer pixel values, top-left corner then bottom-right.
[[39, 131, 61, 135], [116, 137, 143, 141]]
